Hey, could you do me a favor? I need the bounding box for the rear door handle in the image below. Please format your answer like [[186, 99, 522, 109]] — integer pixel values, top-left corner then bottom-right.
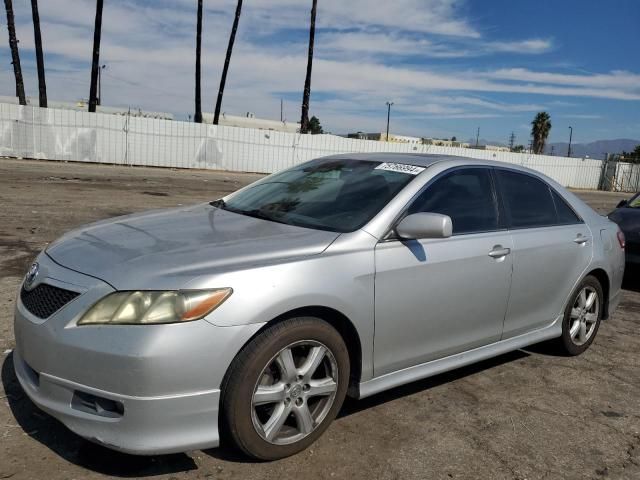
[[574, 235, 590, 245], [489, 246, 511, 258]]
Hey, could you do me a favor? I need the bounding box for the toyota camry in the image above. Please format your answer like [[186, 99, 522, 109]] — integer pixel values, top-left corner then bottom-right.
[[13, 153, 626, 460]]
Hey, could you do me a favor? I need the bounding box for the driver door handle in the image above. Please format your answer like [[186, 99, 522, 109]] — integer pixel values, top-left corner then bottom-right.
[[574, 235, 590, 245], [489, 246, 511, 258]]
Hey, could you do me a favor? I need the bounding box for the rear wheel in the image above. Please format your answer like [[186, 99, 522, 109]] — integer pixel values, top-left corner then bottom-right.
[[559, 275, 603, 356], [221, 317, 350, 460]]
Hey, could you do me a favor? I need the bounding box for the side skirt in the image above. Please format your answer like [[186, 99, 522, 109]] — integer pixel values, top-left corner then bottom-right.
[[357, 317, 562, 399]]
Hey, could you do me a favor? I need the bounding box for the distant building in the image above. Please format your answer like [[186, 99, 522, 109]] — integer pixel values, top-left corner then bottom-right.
[[347, 132, 422, 144], [470, 144, 511, 152], [0, 95, 174, 120], [203, 112, 300, 134], [422, 138, 470, 148], [348, 132, 474, 148], [347, 132, 369, 140]]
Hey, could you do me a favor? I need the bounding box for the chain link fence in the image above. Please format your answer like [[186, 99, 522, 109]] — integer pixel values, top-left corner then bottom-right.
[[598, 155, 640, 193]]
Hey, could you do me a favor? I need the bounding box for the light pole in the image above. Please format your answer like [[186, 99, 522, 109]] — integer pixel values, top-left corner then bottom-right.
[[97, 64, 106, 106], [567, 126, 573, 158], [386, 102, 394, 141]]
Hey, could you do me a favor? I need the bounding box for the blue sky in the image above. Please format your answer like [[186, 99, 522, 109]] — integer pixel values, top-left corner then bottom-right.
[[1, 0, 639, 144]]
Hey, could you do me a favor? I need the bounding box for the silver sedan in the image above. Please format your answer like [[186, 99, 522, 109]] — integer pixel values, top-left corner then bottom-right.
[[13, 154, 626, 460]]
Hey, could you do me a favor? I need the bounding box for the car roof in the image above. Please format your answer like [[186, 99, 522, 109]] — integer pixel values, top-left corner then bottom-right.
[[322, 152, 547, 178]]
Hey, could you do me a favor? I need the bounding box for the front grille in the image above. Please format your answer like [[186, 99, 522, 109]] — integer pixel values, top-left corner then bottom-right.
[[20, 284, 80, 319]]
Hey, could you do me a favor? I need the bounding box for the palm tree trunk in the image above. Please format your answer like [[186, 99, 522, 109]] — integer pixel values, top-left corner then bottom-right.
[[30, 0, 47, 108], [214, 0, 243, 125], [194, 0, 203, 123], [88, 0, 104, 113], [4, 0, 26, 105], [300, 0, 317, 134]]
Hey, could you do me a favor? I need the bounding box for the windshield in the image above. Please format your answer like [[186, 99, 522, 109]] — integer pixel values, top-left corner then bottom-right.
[[218, 159, 422, 233], [629, 194, 640, 208]]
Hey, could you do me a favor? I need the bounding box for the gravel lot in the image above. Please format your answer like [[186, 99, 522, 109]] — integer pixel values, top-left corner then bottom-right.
[[1, 158, 639, 480]]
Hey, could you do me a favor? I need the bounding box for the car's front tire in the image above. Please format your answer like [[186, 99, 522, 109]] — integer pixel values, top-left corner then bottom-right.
[[559, 275, 604, 356], [221, 317, 350, 460]]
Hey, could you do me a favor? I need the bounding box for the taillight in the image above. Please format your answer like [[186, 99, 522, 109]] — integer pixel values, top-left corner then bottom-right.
[[617, 230, 626, 250]]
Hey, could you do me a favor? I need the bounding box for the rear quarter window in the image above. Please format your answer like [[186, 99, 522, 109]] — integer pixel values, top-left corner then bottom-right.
[[551, 189, 582, 225]]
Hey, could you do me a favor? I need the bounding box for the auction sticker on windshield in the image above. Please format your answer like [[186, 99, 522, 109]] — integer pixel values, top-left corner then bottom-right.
[[375, 163, 426, 175]]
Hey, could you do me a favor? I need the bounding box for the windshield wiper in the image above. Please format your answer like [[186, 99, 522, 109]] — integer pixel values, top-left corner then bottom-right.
[[211, 203, 325, 230], [239, 209, 290, 225]]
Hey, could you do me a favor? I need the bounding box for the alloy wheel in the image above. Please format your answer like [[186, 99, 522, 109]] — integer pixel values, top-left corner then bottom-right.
[[251, 340, 339, 446], [569, 286, 599, 346]]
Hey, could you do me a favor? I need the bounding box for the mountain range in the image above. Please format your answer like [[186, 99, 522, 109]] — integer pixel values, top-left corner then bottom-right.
[[544, 139, 639, 159], [466, 138, 640, 160]]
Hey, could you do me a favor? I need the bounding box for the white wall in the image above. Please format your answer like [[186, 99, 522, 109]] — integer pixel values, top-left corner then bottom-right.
[[0, 103, 605, 189]]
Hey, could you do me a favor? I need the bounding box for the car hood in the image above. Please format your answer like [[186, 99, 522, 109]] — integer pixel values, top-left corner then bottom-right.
[[46, 204, 340, 290], [609, 208, 640, 242]]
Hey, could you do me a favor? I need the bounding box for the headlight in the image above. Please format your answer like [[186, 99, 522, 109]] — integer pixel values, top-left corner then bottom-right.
[[77, 289, 233, 326]]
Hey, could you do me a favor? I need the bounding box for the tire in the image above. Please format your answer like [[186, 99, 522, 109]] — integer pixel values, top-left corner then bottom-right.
[[559, 275, 604, 356], [221, 317, 350, 461]]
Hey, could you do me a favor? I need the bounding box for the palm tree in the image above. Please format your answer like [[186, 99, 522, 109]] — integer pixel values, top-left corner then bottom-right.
[[194, 0, 203, 123], [4, 0, 26, 105], [531, 112, 552, 155], [30, 0, 47, 107], [214, 0, 243, 125], [300, 0, 317, 134], [88, 0, 104, 113]]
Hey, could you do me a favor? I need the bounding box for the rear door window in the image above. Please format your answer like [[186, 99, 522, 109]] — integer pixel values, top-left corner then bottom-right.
[[497, 170, 558, 229]]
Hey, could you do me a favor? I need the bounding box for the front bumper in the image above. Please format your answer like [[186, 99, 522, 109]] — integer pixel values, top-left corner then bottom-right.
[[13, 253, 264, 455], [13, 348, 221, 455]]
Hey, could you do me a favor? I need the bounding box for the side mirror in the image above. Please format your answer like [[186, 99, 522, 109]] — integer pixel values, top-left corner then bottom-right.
[[395, 213, 453, 240], [616, 200, 628, 209]]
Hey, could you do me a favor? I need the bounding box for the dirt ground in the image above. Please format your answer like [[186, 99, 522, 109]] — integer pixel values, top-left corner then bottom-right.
[[0, 158, 639, 480]]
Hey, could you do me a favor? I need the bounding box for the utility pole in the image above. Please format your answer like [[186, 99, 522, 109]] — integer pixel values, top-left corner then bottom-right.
[[508, 132, 516, 151], [567, 126, 573, 158], [386, 102, 394, 141], [281, 98, 284, 122], [475, 127, 480, 148]]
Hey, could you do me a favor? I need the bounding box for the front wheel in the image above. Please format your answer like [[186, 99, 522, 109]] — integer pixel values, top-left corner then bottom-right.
[[221, 317, 350, 460], [559, 275, 603, 356]]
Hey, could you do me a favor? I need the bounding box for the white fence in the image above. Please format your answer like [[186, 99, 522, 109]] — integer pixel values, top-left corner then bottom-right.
[[0, 102, 606, 190]]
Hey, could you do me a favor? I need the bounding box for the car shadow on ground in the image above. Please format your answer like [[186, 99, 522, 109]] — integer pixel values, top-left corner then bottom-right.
[[338, 349, 529, 418], [203, 349, 531, 463], [2, 348, 533, 470], [1, 353, 198, 478], [3, 343, 581, 470]]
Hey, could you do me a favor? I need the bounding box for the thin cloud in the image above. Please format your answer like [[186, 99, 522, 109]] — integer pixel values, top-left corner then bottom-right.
[[486, 38, 553, 54]]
